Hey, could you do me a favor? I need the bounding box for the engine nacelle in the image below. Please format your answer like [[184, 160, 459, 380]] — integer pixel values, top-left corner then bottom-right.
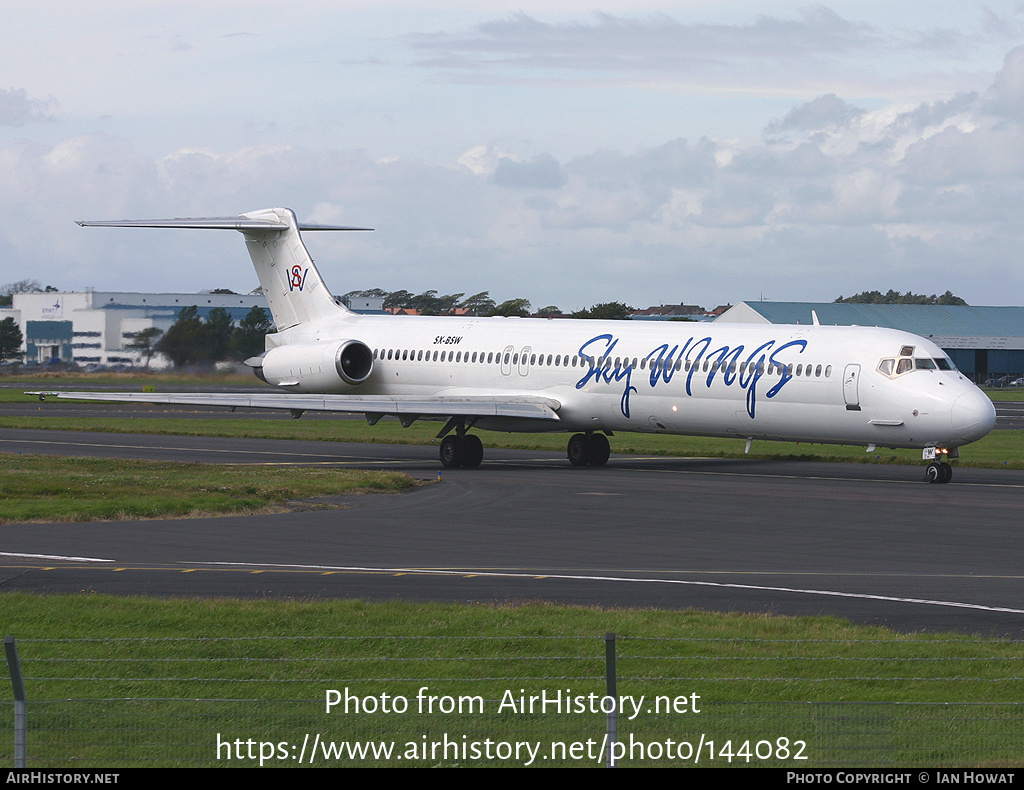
[[256, 339, 373, 392]]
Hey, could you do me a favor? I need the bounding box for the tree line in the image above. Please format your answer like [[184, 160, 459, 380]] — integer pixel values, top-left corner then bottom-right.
[[834, 290, 968, 305], [149, 305, 272, 367], [344, 289, 634, 319]]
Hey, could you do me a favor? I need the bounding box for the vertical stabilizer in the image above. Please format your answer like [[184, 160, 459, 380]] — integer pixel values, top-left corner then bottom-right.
[[239, 208, 343, 329]]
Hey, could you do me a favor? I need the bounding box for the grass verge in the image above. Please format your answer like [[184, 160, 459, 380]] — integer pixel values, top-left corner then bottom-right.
[[1, 594, 1022, 767], [0, 453, 420, 523]]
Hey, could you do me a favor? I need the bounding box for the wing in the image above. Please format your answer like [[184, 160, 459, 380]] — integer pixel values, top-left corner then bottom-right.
[[26, 390, 560, 422]]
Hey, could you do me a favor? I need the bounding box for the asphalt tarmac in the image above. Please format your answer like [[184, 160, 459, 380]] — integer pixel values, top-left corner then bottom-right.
[[2, 417, 1023, 637]]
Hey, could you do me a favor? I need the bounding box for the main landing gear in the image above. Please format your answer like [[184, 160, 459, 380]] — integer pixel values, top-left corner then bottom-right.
[[439, 434, 484, 469], [436, 419, 612, 470], [567, 432, 610, 467]]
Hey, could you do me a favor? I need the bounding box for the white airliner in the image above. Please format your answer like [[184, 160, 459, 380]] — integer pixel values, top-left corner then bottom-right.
[[38, 207, 996, 483]]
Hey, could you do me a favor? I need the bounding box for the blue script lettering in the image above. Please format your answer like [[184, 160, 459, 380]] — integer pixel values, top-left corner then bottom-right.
[[575, 334, 807, 419]]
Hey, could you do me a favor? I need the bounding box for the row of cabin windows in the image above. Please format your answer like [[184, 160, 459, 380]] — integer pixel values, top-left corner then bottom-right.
[[372, 347, 832, 379]]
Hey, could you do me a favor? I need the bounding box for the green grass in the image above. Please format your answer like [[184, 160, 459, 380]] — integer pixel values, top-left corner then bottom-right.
[[0, 453, 420, 523], [1, 594, 1022, 767], [983, 388, 1024, 401], [2, 410, 1022, 469]]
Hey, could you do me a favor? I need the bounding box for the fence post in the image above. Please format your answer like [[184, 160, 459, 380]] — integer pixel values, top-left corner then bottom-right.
[[605, 631, 617, 768], [5, 636, 27, 768]]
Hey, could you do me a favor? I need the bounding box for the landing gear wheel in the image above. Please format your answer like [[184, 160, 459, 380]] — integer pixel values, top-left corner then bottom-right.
[[462, 435, 484, 469], [926, 461, 952, 484], [587, 433, 610, 467], [940, 461, 953, 483], [440, 435, 464, 468], [567, 434, 590, 467]]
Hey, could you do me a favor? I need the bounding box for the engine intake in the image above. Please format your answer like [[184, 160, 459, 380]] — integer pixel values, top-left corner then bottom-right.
[[335, 339, 373, 384], [259, 339, 373, 391]]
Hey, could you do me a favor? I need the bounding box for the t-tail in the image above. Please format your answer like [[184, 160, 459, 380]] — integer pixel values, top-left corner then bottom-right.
[[77, 207, 372, 330]]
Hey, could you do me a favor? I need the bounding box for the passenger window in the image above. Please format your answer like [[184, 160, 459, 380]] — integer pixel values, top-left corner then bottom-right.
[[825, 365, 831, 377], [815, 364, 822, 377]]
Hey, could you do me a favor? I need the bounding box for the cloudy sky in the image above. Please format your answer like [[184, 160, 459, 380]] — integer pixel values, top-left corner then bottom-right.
[[3, 1, 1024, 311]]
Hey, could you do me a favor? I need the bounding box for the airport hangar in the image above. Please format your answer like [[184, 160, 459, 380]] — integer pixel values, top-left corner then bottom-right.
[[716, 301, 1024, 384]]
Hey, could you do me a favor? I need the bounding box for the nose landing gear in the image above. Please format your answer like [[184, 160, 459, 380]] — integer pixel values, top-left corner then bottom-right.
[[925, 461, 953, 484], [923, 446, 957, 484]]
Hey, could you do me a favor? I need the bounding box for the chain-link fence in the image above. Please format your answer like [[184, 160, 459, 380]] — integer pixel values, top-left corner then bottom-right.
[[4, 634, 1023, 767]]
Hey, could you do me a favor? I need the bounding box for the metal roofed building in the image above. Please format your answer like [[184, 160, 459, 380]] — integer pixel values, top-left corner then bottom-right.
[[716, 302, 1024, 383]]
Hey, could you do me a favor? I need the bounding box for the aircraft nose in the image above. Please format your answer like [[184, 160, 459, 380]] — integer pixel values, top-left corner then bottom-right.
[[951, 389, 996, 443]]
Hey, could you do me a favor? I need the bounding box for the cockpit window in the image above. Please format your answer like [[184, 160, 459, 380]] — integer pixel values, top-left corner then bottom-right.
[[878, 354, 957, 378]]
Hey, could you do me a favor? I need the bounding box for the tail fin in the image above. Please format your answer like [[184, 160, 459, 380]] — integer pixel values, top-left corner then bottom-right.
[[77, 207, 372, 330]]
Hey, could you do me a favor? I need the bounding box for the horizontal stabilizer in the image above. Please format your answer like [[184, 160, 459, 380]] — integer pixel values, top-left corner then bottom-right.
[[76, 217, 372, 231], [27, 391, 561, 422], [78, 207, 371, 329]]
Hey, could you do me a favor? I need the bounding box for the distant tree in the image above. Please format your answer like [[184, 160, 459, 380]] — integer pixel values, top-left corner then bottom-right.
[[571, 302, 634, 320], [343, 288, 389, 299], [0, 317, 24, 361], [232, 306, 273, 360], [459, 291, 496, 315], [383, 290, 415, 310], [834, 290, 968, 306], [203, 307, 235, 362], [126, 327, 164, 368], [1, 280, 59, 307], [535, 305, 563, 317], [1, 279, 43, 295], [487, 298, 532, 317], [155, 306, 205, 367], [206, 288, 238, 295]]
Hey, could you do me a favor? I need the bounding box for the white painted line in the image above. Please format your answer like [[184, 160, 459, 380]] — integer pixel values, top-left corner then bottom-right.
[[192, 562, 1024, 616], [0, 551, 114, 562]]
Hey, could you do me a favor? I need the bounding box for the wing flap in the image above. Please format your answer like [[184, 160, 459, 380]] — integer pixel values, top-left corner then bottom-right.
[[27, 391, 560, 421]]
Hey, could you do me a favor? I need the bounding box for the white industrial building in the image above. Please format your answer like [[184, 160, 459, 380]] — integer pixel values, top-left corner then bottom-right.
[[1, 291, 270, 368], [0, 290, 386, 368]]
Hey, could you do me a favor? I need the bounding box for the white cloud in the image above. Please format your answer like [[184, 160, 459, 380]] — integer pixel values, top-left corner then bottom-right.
[[4, 15, 1024, 309], [0, 88, 57, 126]]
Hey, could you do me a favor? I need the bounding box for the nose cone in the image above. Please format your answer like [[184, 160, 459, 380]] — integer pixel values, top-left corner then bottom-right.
[[951, 389, 996, 444]]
